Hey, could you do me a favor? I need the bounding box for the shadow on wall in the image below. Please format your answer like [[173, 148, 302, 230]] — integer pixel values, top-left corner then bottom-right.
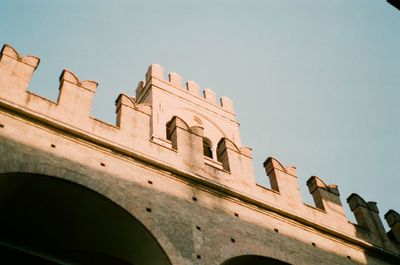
[[0, 173, 172, 265]]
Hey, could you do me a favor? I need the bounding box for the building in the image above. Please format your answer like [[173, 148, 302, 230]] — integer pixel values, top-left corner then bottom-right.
[[0, 44, 399, 264]]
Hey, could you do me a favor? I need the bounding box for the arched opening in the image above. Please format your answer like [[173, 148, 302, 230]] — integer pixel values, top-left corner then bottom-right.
[[203, 137, 213, 159], [166, 120, 172, 141], [221, 255, 291, 265], [0, 173, 172, 265], [216, 138, 230, 171]]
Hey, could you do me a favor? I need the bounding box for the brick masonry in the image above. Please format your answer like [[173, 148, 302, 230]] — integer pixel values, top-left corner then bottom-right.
[[0, 44, 399, 264]]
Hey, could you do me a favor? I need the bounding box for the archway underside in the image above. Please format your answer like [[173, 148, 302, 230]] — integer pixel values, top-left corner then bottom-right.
[[0, 173, 172, 265], [221, 255, 291, 265]]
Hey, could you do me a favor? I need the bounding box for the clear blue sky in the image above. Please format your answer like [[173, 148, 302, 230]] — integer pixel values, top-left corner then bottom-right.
[[1, 0, 399, 226]]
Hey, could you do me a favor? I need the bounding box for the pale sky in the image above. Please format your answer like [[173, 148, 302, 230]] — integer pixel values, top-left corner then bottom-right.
[[1, 0, 399, 226]]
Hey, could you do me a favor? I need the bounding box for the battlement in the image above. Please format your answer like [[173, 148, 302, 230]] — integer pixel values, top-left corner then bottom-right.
[[0, 43, 252, 187], [136, 64, 235, 114], [0, 44, 399, 260]]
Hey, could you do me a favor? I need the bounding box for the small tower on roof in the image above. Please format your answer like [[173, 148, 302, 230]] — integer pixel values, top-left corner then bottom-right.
[[136, 64, 242, 161]]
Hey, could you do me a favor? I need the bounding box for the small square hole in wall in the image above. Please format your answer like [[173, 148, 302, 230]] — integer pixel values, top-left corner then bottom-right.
[[234, 213, 239, 217], [196, 226, 201, 231], [100, 162, 105, 167], [146, 207, 152, 213], [274, 228, 279, 233], [347, 256, 351, 260], [192, 196, 197, 202], [196, 255, 201, 259], [230, 238, 235, 243], [311, 242, 316, 247], [50, 144, 56, 148], [148, 180, 153, 184], [0, 124, 4, 128]]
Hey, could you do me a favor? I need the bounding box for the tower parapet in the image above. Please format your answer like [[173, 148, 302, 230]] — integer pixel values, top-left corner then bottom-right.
[[133, 62, 255, 188], [138, 64, 235, 114]]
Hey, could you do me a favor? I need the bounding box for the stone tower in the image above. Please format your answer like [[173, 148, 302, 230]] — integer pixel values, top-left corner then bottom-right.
[[0, 44, 399, 264]]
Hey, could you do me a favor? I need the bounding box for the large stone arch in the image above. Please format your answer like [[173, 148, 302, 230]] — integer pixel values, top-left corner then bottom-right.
[[0, 169, 184, 265], [217, 240, 293, 265], [221, 255, 291, 265]]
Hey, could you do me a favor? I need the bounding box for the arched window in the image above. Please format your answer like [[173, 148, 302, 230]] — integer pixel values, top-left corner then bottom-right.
[[217, 140, 224, 163], [203, 138, 213, 159], [166, 121, 172, 141], [217, 139, 230, 171]]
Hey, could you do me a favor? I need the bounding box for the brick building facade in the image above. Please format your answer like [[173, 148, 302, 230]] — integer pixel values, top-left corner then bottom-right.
[[0, 44, 399, 264]]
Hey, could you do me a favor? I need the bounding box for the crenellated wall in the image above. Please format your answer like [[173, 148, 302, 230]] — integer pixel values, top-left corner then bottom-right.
[[0, 44, 399, 264], [136, 64, 241, 155]]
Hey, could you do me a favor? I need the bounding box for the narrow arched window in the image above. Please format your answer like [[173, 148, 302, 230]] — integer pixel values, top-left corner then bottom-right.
[[217, 138, 230, 171], [217, 140, 224, 163], [203, 138, 213, 159], [166, 121, 172, 141]]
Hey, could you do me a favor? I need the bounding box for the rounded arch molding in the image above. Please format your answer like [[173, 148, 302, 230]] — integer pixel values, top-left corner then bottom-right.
[[0, 162, 186, 265], [161, 106, 228, 148], [162, 106, 228, 138]]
